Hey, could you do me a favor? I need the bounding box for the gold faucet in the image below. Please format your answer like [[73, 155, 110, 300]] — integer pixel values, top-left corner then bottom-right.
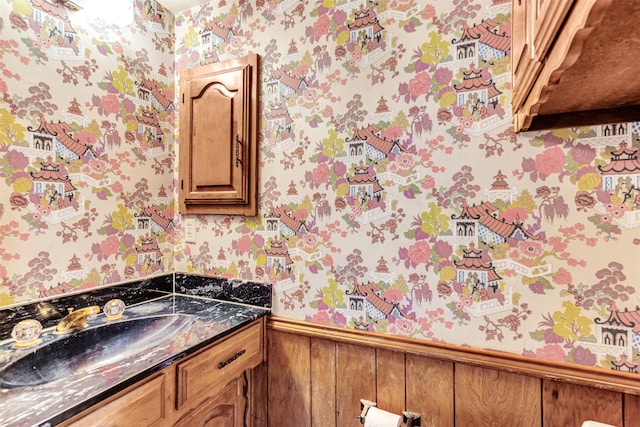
[[56, 306, 100, 333]]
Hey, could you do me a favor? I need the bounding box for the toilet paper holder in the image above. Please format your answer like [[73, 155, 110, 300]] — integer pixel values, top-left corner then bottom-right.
[[358, 399, 421, 427]]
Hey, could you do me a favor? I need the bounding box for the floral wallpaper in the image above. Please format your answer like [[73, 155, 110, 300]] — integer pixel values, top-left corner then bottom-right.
[[0, 0, 176, 304], [1, 0, 640, 376], [174, 0, 640, 373]]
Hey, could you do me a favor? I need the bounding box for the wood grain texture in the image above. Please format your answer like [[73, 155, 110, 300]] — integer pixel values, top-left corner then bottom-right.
[[336, 342, 376, 427], [455, 363, 541, 427], [311, 338, 336, 427], [267, 331, 311, 427], [543, 380, 623, 427], [265, 320, 637, 427], [375, 349, 405, 416], [624, 393, 640, 427], [406, 354, 454, 427], [249, 362, 268, 427]]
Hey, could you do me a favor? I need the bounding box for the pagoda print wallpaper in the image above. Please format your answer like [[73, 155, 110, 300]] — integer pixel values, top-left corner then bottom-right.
[[2, 0, 640, 375]]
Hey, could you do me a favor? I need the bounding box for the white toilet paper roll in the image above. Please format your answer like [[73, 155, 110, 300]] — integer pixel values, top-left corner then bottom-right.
[[364, 407, 403, 427]]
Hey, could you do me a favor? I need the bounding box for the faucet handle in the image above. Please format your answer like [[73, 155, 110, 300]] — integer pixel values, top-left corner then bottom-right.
[[11, 319, 43, 348], [103, 299, 126, 320]]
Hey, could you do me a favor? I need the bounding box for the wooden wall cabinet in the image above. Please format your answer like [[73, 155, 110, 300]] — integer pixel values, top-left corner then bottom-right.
[[61, 318, 265, 427], [179, 54, 259, 216], [512, 0, 640, 132]]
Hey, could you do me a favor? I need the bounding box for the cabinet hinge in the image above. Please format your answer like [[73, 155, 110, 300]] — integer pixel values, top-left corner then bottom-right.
[[181, 180, 183, 190], [182, 93, 184, 104]]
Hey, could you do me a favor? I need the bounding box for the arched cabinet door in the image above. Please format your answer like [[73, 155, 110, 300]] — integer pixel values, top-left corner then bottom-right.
[[179, 53, 259, 216]]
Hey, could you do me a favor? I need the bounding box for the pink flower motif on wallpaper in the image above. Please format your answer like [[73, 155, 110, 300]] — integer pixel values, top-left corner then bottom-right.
[[552, 267, 573, 286], [101, 93, 121, 116], [535, 344, 566, 363], [390, 153, 414, 172], [420, 4, 437, 20], [570, 345, 597, 366], [311, 163, 330, 188], [321, 253, 334, 268], [382, 125, 403, 141], [570, 143, 596, 165], [517, 240, 544, 259], [81, 159, 107, 177], [100, 235, 121, 258], [312, 310, 330, 325], [407, 71, 430, 100], [36, 204, 52, 217], [7, 150, 29, 169], [348, 50, 363, 68], [407, 240, 430, 267], [299, 88, 318, 105], [499, 206, 529, 224], [381, 288, 403, 303], [312, 14, 330, 42], [420, 174, 436, 190], [235, 234, 252, 255], [297, 233, 318, 250], [534, 146, 565, 179], [597, 201, 627, 227], [389, 318, 414, 336]]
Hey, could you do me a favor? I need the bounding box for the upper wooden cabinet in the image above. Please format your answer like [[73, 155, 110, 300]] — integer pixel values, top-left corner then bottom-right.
[[179, 54, 259, 215], [512, 0, 640, 132]]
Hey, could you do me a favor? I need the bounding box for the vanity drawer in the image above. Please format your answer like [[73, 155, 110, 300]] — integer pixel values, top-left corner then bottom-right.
[[176, 319, 264, 409]]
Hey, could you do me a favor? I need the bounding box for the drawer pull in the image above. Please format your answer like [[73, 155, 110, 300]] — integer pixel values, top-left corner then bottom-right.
[[218, 349, 246, 369]]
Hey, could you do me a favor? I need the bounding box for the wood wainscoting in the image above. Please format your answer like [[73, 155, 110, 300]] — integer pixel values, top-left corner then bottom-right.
[[265, 316, 640, 427]]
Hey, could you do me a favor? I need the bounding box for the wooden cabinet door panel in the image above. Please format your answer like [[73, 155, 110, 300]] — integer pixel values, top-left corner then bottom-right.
[[190, 77, 238, 198], [179, 53, 258, 215], [183, 64, 247, 204], [173, 377, 243, 427]]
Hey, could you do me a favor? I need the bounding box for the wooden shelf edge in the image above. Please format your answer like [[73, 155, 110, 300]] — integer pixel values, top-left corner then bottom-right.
[[267, 316, 640, 395]]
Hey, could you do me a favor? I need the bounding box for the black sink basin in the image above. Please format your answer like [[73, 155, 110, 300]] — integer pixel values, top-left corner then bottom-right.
[[0, 314, 194, 389]]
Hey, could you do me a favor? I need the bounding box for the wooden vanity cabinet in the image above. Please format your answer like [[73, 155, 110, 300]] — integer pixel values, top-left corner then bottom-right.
[[172, 320, 264, 426], [178, 53, 259, 216], [60, 318, 265, 427], [512, 0, 640, 132]]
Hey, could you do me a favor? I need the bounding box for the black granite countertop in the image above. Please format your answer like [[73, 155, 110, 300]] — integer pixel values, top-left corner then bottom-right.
[[0, 274, 271, 427]]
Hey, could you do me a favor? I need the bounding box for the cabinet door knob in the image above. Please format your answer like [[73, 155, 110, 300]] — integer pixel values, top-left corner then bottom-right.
[[235, 134, 242, 167]]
